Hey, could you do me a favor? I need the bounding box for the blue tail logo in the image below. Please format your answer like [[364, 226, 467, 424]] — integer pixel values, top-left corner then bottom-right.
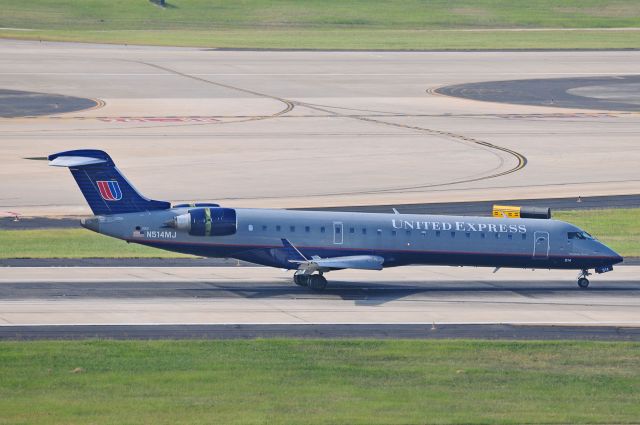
[[49, 149, 170, 215]]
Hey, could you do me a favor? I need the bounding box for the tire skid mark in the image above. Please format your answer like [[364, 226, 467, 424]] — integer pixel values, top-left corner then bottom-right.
[[14, 60, 528, 198], [120, 61, 528, 196], [290, 101, 525, 195], [134, 60, 294, 122]]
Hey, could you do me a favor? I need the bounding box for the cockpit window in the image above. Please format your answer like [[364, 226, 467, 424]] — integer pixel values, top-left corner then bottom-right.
[[568, 231, 595, 240]]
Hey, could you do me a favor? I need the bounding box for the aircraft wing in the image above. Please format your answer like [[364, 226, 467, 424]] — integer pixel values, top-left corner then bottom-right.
[[281, 239, 384, 272]]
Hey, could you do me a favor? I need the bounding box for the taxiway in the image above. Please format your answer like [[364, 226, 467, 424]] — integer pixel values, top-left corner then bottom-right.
[[1, 40, 639, 215]]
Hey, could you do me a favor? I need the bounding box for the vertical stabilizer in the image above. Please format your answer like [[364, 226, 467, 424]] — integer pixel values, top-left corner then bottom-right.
[[49, 149, 170, 215]]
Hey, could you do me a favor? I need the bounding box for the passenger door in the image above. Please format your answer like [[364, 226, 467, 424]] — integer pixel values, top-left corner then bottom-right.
[[533, 231, 550, 259], [333, 222, 343, 245]]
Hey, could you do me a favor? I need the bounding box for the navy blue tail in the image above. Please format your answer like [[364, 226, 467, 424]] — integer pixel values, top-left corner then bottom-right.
[[49, 149, 170, 215]]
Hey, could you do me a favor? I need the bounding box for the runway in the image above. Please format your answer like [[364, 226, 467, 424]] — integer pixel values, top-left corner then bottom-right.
[[1, 40, 639, 216], [1, 266, 639, 340]]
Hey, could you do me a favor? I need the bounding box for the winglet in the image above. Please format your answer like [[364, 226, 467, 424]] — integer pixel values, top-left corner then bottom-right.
[[281, 238, 308, 262]]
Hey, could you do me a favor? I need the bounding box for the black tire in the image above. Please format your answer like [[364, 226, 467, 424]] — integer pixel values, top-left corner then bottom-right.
[[309, 275, 327, 291], [577, 277, 590, 288], [293, 275, 307, 287]]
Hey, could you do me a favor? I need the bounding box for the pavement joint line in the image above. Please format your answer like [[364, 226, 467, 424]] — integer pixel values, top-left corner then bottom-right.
[[1, 321, 640, 327]]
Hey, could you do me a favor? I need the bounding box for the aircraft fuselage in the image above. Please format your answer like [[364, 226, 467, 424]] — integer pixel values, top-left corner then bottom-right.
[[83, 207, 622, 272]]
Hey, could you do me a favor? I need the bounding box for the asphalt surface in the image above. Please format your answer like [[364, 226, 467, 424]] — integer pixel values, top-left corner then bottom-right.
[[2, 324, 639, 341], [303, 193, 640, 215], [2, 42, 639, 340], [1, 267, 638, 338], [0, 89, 98, 118], [436, 75, 640, 111], [2, 41, 640, 214]]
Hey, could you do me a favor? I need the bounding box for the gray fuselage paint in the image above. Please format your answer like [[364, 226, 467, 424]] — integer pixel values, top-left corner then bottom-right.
[[89, 208, 622, 271]]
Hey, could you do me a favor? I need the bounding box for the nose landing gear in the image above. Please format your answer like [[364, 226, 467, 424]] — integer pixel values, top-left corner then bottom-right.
[[577, 269, 591, 288]]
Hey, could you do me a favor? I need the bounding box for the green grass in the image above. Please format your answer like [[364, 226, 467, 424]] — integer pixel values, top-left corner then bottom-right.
[[0, 340, 639, 424], [0, 228, 193, 258], [554, 208, 640, 257], [1, 0, 640, 49], [0, 208, 638, 258]]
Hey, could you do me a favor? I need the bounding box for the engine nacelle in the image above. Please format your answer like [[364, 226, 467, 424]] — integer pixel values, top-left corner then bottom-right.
[[172, 207, 237, 236]]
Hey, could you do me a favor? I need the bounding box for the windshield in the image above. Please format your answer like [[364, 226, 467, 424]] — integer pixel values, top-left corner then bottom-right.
[[568, 231, 595, 240]]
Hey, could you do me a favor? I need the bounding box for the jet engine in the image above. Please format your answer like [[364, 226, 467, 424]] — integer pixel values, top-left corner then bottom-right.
[[170, 207, 237, 236]]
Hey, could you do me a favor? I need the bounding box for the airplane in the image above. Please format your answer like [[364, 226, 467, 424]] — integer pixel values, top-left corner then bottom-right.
[[49, 149, 623, 290]]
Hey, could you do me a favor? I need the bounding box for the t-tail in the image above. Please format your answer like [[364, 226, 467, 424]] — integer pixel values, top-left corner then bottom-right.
[[48, 149, 170, 215]]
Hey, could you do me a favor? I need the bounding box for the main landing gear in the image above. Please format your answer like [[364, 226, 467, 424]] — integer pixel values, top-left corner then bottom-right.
[[577, 269, 591, 288], [293, 272, 327, 291]]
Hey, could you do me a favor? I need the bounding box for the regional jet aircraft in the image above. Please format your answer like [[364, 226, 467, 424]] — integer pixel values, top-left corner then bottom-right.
[[49, 150, 622, 290]]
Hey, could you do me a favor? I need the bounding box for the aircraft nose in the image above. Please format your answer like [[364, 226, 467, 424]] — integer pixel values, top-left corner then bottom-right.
[[602, 244, 623, 265], [80, 217, 100, 233]]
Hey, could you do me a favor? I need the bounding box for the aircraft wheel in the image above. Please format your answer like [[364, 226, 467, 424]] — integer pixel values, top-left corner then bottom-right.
[[309, 275, 327, 291], [293, 274, 308, 287], [577, 277, 590, 288]]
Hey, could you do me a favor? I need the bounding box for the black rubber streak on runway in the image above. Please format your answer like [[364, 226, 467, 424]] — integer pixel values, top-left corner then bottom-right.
[[436, 75, 640, 112], [2, 324, 639, 341], [1, 279, 639, 300]]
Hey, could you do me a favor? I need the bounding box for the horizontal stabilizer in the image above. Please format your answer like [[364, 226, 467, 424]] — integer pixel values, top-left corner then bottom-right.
[[49, 156, 107, 167]]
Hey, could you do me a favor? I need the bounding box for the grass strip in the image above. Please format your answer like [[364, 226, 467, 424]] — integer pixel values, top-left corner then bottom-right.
[[554, 208, 640, 256], [2, 28, 640, 50], [1, 0, 640, 49], [0, 339, 639, 424], [0, 228, 194, 258]]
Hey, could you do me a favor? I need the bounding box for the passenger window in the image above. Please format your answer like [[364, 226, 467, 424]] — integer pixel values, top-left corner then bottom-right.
[[305, 226, 310, 233], [377, 229, 382, 234], [451, 232, 455, 238], [481, 233, 486, 239], [521, 233, 527, 240], [362, 228, 367, 235], [248, 224, 254, 231], [350, 227, 355, 234], [508, 234, 513, 240], [335, 226, 341, 234], [465, 232, 471, 239], [421, 230, 427, 236], [262, 225, 267, 231], [436, 231, 441, 237], [276, 225, 281, 232], [290, 226, 295, 232], [406, 230, 411, 236], [495, 233, 500, 239], [392, 230, 397, 236], [320, 226, 325, 233]]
